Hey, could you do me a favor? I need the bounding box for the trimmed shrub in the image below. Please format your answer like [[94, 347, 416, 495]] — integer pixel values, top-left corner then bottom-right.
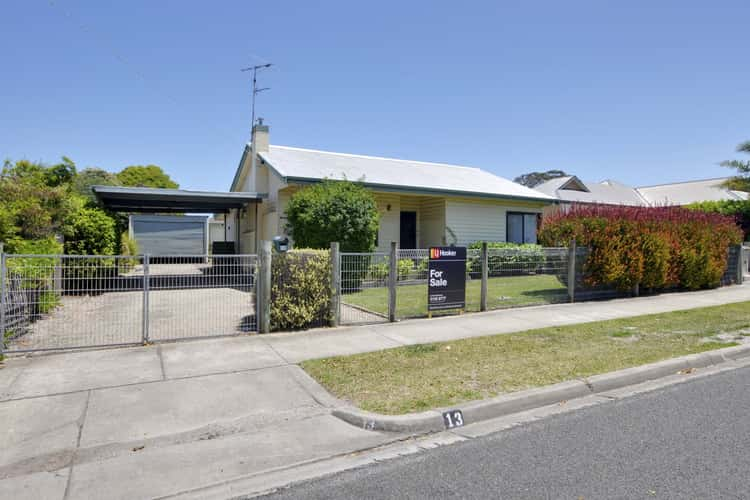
[[467, 242, 545, 277], [271, 249, 331, 331], [285, 180, 379, 252], [539, 205, 742, 291]]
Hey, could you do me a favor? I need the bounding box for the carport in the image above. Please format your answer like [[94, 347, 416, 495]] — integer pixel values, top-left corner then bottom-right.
[[92, 186, 266, 254]]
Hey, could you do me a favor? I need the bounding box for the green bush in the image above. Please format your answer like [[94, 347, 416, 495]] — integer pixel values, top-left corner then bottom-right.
[[271, 249, 331, 331], [368, 260, 390, 281], [688, 199, 750, 240], [467, 242, 545, 276], [120, 232, 138, 256], [285, 180, 379, 252], [6, 238, 64, 280], [118, 233, 140, 272], [63, 206, 117, 255]]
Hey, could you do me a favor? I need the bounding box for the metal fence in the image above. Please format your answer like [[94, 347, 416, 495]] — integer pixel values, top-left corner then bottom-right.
[[338, 246, 574, 324], [1, 254, 257, 353], [394, 247, 571, 319], [337, 242, 747, 325]]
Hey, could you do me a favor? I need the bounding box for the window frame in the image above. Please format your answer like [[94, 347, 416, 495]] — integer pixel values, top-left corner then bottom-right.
[[506, 211, 539, 244]]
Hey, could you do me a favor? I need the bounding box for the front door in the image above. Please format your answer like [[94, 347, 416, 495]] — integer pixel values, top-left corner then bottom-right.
[[400, 211, 417, 249]]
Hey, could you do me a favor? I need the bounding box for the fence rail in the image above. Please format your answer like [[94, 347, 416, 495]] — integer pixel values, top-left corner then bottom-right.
[[1, 254, 257, 353]]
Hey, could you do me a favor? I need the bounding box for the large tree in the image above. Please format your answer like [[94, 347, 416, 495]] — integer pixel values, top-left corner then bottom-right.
[[721, 140, 750, 192], [513, 169, 568, 188], [74, 167, 121, 202], [117, 165, 178, 189]]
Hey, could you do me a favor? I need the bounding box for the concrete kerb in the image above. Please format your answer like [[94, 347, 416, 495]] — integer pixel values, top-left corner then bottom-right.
[[332, 343, 750, 434]]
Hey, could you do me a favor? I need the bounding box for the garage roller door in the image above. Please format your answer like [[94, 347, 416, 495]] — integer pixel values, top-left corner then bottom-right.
[[131, 216, 206, 255]]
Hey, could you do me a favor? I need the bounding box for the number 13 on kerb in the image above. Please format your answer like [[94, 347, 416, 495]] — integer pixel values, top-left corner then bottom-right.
[[442, 410, 464, 429]]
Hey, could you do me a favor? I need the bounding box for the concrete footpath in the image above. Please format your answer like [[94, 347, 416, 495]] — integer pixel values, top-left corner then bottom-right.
[[1, 284, 749, 499]]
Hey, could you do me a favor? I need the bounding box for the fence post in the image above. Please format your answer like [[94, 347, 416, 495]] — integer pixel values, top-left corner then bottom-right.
[[480, 242, 488, 312], [388, 241, 398, 322], [330, 242, 340, 327], [258, 240, 272, 333], [142, 254, 150, 344], [567, 240, 576, 303], [1, 249, 6, 358], [736, 244, 744, 285]]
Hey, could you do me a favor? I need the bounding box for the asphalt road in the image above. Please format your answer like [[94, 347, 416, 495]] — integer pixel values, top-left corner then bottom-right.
[[261, 365, 750, 499]]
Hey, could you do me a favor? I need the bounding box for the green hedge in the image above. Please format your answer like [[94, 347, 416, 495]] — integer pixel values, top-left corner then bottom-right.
[[271, 249, 331, 331], [539, 205, 743, 291], [467, 242, 546, 277]]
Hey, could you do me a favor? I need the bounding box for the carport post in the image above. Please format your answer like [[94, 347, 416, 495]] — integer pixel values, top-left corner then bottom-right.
[[480, 242, 488, 312], [142, 254, 150, 344], [388, 241, 398, 322], [259, 241, 272, 333], [329, 242, 340, 327]]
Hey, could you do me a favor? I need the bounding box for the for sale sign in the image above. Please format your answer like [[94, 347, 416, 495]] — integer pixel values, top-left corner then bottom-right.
[[428, 246, 466, 311]]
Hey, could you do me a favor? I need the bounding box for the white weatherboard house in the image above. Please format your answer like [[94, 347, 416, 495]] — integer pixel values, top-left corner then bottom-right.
[[230, 121, 556, 253]]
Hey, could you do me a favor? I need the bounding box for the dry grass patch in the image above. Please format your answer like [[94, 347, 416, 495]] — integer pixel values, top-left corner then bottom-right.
[[302, 302, 750, 414]]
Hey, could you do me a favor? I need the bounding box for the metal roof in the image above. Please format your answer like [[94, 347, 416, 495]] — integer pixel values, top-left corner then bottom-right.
[[536, 175, 750, 207], [536, 177, 649, 206], [256, 145, 555, 203], [92, 186, 266, 213], [636, 177, 748, 206]]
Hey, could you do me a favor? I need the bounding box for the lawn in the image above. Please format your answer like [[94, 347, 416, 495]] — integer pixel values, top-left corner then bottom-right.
[[302, 301, 750, 414], [342, 274, 568, 318]]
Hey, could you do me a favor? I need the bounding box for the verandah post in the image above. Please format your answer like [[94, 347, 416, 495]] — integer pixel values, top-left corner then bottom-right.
[[388, 241, 398, 322], [480, 241, 488, 312], [567, 240, 576, 303], [330, 242, 340, 327]]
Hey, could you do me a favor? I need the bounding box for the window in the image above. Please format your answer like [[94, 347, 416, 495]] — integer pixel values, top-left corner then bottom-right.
[[507, 212, 538, 244]]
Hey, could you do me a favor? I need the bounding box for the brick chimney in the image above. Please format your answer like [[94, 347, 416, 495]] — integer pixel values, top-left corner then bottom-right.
[[251, 117, 269, 153]]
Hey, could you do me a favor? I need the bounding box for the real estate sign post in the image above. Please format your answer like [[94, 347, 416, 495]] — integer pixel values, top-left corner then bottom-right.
[[428, 246, 467, 314]]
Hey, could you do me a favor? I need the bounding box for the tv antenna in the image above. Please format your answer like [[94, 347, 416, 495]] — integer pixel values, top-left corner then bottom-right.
[[241, 62, 273, 136]]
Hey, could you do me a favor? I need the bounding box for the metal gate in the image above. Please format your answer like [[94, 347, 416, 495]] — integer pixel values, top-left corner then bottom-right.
[[339, 252, 390, 325], [0, 254, 257, 353]]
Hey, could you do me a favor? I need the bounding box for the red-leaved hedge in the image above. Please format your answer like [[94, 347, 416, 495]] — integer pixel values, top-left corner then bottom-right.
[[539, 205, 743, 291]]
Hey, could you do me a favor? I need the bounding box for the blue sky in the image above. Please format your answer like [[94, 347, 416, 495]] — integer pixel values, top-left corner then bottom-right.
[[2, 1, 749, 191]]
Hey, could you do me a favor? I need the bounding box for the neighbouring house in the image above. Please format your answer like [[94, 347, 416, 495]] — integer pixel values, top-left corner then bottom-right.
[[229, 120, 556, 252], [536, 175, 749, 215], [636, 178, 749, 206]]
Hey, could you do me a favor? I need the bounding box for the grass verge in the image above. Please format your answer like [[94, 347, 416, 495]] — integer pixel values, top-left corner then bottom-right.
[[342, 274, 567, 318], [302, 301, 750, 414]]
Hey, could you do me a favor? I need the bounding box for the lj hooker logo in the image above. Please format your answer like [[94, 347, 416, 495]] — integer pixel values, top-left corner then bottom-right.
[[430, 248, 457, 259]]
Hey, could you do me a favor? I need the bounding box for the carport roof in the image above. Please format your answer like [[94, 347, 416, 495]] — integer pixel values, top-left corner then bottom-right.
[[92, 186, 266, 213]]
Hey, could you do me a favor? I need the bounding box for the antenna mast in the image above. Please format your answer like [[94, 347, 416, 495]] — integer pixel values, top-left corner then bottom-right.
[[240, 62, 272, 135]]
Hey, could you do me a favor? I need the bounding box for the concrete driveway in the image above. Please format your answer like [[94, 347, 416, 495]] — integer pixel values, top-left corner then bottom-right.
[[0, 337, 395, 500], [8, 288, 256, 351]]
